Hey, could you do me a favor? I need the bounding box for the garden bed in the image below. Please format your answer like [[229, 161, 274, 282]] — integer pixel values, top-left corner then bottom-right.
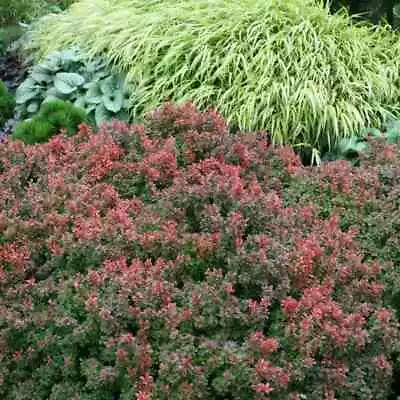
[[0, 103, 399, 399], [1, 0, 400, 398]]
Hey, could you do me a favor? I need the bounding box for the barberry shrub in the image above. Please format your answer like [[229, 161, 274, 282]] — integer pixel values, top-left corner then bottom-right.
[[0, 102, 399, 400]]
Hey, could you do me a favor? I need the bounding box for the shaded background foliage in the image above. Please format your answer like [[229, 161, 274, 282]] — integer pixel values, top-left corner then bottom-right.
[[328, 0, 397, 26]]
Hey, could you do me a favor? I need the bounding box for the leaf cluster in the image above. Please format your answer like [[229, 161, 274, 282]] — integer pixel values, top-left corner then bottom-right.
[[16, 46, 131, 125], [324, 117, 400, 162]]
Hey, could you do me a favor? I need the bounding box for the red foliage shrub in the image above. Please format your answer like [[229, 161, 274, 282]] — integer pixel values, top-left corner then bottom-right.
[[0, 102, 398, 399]]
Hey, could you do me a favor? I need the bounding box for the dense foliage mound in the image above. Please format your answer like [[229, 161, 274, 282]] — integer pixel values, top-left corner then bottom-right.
[[13, 100, 88, 144], [30, 0, 400, 150], [0, 102, 399, 399]]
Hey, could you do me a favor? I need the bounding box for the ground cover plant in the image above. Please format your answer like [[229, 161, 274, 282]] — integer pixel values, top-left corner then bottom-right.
[[13, 99, 88, 144], [0, 102, 399, 399], [29, 0, 400, 151]]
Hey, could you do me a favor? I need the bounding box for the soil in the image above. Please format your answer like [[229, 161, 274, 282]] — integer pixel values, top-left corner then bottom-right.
[[0, 49, 27, 93], [0, 49, 28, 140]]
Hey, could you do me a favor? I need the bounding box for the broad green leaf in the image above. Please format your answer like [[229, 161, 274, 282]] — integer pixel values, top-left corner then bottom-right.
[[87, 60, 108, 74], [100, 76, 122, 96], [60, 48, 82, 62], [103, 90, 124, 113], [360, 127, 381, 138], [87, 104, 97, 113], [27, 102, 39, 114], [74, 96, 86, 108], [16, 79, 40, 104], [43, 54, 62, 72], [30, 71, 52, 83], [45, 87, 60, 98], [54, 72, 85, 94], [85, 82, 103, 104], [95, 104, 111, 125], [338, 136, 368, 155], [32, 64, 54, 75], [115, 110, 130, 122]]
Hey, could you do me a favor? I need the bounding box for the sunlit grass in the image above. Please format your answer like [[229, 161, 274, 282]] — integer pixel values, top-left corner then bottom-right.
[[29, 0, 400, 150]]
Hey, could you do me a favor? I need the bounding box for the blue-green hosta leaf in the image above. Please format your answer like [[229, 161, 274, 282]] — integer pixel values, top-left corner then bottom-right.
[[95, 104, 112, 125], [42, 87, 60, 104], [43, 53, 62, 72], [45, 87, 59, 98], [394, 3, 400, 17], [123, 91, 132, 109], [27, 102, 39, 114], [32, 63, 55, 75], [74, 96, 86, 109], [100, 75, 122, 96], [115, 110, 130, 122], [60, 48, 82, 63], [85, 82, 103, 104], [359, 127, 382, 139], [338, 136, 368, 155], [86, 60, 107, 74], [384, 119, 400, 139], [54, 72, 85, 94], [16, 79, 40, 104], [87, 104, 97, 113], [30, 70, 52, 83], [92, 71, 110, 82], [103, 90, 124, 113], [385, 130, 400, 144]]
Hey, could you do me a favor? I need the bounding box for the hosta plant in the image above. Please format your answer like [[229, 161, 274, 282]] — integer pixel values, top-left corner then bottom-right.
[[16, 46, 131, 125], [324, 118, 400, 163], [13, 99, 88, 144]]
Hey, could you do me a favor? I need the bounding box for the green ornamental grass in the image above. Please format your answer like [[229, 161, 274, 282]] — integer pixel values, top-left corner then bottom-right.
[[30, 0, 400, 150]]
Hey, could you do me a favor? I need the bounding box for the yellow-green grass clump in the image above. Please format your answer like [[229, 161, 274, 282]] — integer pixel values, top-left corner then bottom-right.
[[30, 0, 400, 150]]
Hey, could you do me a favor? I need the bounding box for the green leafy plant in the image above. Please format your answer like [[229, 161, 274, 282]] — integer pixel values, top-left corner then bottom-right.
[[325, 118, 400, 162], [16, 46, 131, 125], [0, 80, 16, 128], [29, 0, 400, 151], [381, 117, 400, 143], [13, 99, 88, 144]]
